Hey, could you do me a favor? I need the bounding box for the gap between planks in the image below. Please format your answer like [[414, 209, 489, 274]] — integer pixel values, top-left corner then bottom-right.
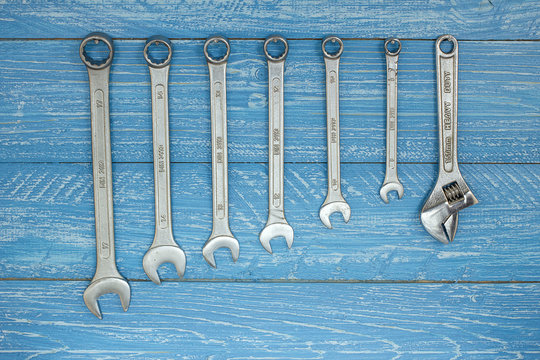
[[1, 38, 540, 42]]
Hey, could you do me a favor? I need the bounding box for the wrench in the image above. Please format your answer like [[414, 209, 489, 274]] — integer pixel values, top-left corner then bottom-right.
[[142, 36, 186, 283], [319, 36, 351, 229], [202, 36, 240, 268], [380, 38, 404, 203], [80, 33, 130, 319], [420, 35, 478, 243], [259, 35, 294, 254]]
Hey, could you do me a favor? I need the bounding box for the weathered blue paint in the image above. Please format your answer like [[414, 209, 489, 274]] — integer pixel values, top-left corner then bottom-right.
[[0, 1, 539, 358]]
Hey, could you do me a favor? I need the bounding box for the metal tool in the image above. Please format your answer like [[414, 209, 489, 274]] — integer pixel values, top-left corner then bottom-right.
[[80, 32, 130, 319], [319, 36, 351, 229], [142, 36, 186, 283], [202, 36, 240, 268], [380, 38, 404, 203], [420, 35, 478, 244], [259, 35, 294, 253]]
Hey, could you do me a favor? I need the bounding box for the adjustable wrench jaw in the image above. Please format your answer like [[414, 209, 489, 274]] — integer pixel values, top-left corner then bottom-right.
[[421, 173, 478, 244]]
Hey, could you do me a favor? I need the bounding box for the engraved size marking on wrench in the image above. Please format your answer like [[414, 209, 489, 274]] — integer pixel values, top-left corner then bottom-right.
[[380, 38, 404, 204], [142, 36, 186, 284], [319, 36, 350, 229], [420, 35, 478, 244], [202, 36, 239, 268], [259, 35, 294, 253], [80, 32, 130, 320]]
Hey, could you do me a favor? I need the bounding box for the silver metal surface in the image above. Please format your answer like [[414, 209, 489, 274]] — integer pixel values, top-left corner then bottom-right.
[[80, 33, 130, 319], [420, 35, 478, 244], [142, 36, 186, 284], [380, 38, 404, 203], [259, 35, 294, 253], [319, 36, 351, 229], [202, 36, 240, 268]]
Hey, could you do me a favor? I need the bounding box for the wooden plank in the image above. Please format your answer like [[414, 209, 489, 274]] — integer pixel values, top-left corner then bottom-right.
[[0, 162, 538, 281], [1, 40, 538, 164], [0, 281, 539, 358], [0, 0, 538, 39]]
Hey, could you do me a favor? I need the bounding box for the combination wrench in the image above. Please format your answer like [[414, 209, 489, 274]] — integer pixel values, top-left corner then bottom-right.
[[420, 35, 478, 243], [380, 38, 404, 203], [319, 36, 351, 229], [142, 36, 186, 283], [80, 33, 130, 319], [202, 36, 240, 268], [259, 35, 294, 254]]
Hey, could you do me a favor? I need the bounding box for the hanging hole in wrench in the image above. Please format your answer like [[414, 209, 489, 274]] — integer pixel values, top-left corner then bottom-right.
[[204, 36, 230, 64], [322, 36, 343, 59], [437, 35, 457, 55], [79, 33, 114, 70], [264, 35, 288, 61], [384, 38, 401, 56], [144, 36, 172, 68]]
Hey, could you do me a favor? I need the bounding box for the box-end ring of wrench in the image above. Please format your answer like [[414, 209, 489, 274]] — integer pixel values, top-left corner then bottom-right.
[[380, 38, 404, 203], [202, 36, 240, 268], [259, 35, 294, 254], [80, 32, 130, 319], [319, 36, 351, 229], [142, 36, 186, 283], [420, 35, 478, 244]]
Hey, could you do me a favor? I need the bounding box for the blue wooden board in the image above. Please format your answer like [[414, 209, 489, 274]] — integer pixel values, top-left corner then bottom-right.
[[0, 0, 539, 358], [1, 281, 539, 359]]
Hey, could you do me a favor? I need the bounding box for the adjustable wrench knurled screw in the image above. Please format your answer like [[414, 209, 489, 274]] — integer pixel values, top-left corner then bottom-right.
[[259, 35, 294, 254], [142, 36, 186, 284], [380, 38, 404, 203], [420, 35, 478, 244], [202, 36, 240, 268], [80, 33, 130, 319], [319, 36, 351, 229]]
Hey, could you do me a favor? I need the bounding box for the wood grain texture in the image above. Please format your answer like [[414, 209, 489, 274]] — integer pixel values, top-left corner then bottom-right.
[[0, 0, 539, 39], [1, 281, 539, 359], [1, 40, 539, 164], [1, 162, 538, 281]]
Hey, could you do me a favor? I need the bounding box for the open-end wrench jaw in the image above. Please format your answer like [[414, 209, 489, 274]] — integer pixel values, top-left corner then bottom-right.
[[203, 235, 240, 268], [379, 181, 404, 204], [142, 242, 186, 285], [420, 176, 478, 244], [83, 277, 131, 320], [259, 221, 294, 254], [319, 196, 351, 229]]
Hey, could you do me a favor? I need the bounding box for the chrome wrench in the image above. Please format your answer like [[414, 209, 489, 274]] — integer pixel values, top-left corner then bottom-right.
[[259, 35, 294, 254], [319, 36, 351, 229], [80, 33, 130, 319], [420, 35, 478, 243], [380, 38, 404, 203], [142, 36, 186, 283], [202, 36, 240, 268]]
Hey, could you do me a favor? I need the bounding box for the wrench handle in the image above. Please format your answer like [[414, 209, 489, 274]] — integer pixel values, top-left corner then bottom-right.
[[385, 51, 399, 181], [267, 60, 286, 216], [208, 61, 232, 234], [324, 56, 342, 196], [149, 66, 174, 242], [87, 67, 119, 277], [436, 35, 459, 175]]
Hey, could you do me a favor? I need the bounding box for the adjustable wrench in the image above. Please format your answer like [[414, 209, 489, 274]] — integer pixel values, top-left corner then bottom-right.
[[202, 36, 239, 268], [259, 35, 294, 254], [380, 38, 404, 203], [142, 36, 186, 283], [319, 36, 351, 229], [80, 33, 130, 319], [420, 35, 478, 243]]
